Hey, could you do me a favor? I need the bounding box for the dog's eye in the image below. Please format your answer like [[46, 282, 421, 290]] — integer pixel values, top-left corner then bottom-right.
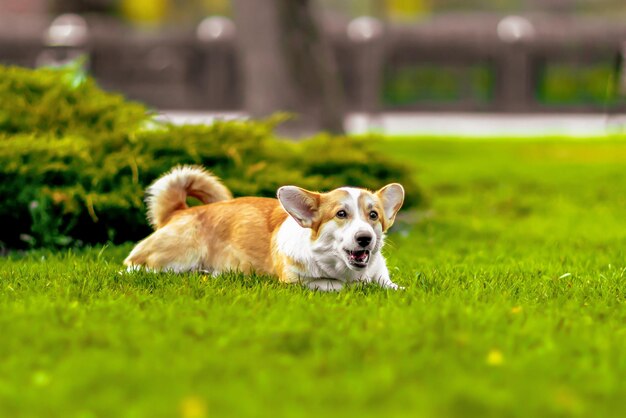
[[369, 211, 379, 220], [336, 210, 347, 219]]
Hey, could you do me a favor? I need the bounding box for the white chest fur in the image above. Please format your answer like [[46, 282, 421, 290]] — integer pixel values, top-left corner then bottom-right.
[[274, 217, 392, 286]]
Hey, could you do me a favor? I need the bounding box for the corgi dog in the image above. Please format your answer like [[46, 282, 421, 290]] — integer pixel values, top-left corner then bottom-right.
[[124, 165, 405, 291]]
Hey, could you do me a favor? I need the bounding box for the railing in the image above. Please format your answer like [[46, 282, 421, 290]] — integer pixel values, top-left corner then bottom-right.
[[1, 14, 624, 113]]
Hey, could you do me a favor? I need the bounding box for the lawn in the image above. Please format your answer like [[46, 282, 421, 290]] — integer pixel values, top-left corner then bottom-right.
[[1, 138, 625, 418]]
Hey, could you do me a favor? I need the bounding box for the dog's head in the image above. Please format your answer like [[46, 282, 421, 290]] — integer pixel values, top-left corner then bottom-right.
[[277, 184, 404, 272]]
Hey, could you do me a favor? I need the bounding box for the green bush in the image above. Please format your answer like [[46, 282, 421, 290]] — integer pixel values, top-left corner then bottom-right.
[[0, 64, 423, 249]]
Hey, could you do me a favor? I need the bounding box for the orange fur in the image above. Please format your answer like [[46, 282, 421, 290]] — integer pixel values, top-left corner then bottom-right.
[[125, 197, 288, 275], [308, 189, 349, 240], [145, 165, 231, 229]]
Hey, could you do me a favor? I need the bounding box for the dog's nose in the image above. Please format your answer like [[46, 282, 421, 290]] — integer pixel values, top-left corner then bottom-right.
[[355, 232, 372, 248]]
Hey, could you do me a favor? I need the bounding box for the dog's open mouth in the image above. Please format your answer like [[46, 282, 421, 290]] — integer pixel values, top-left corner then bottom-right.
[[345, 249, 370, 268]]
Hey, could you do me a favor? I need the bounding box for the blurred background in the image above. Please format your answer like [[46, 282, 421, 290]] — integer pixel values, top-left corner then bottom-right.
[[1, 0, 625, 135]]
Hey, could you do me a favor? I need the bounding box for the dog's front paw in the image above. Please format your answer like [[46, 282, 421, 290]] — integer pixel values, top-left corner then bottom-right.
[[306, 279, 344, 292], [380, 281, 404, 290]]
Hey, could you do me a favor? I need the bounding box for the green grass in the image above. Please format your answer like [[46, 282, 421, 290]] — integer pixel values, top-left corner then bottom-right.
[[2, 138, 626, 418]]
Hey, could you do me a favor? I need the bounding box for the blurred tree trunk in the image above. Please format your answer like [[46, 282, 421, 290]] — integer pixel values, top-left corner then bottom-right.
[[232, 0, 345, 136]]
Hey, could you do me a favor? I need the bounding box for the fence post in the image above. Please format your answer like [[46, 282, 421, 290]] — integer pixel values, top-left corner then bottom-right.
[[496, 16, 535, 112], [37, 13, 89, 67], [618, 41, 626, 98], [347, 16, 384, 116], [606, 41, 626, 134], [195, 16, 239, 110]]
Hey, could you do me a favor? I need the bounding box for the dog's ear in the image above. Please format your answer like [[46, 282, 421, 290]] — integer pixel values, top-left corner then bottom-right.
[[277, 186, 321, 228], [376, 183, 405, 229]]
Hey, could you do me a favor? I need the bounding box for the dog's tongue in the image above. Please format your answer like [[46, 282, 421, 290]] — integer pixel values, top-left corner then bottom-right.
[[351, 250, 368, 262]]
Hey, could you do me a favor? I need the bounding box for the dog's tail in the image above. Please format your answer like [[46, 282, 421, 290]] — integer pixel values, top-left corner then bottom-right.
[[145, 165, 232, 230]]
